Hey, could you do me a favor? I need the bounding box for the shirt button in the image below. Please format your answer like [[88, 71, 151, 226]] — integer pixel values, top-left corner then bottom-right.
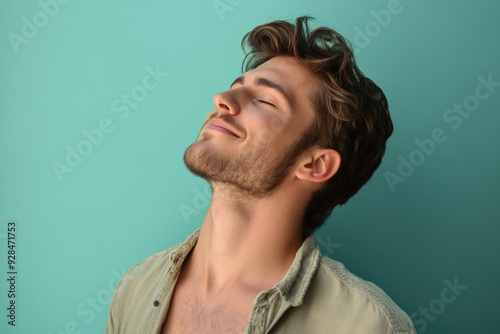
[[153, 300, 160, 307], [173, 257, 179, 263]]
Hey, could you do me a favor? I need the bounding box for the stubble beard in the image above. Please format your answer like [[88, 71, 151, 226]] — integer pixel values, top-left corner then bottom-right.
[[183, 121, 318, 198]]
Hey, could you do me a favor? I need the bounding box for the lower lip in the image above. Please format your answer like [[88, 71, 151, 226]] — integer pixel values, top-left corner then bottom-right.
[[206, 125, 238, 137]]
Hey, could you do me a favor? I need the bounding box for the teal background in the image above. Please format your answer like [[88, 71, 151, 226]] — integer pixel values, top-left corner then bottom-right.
[[1, 0, 499, 333]]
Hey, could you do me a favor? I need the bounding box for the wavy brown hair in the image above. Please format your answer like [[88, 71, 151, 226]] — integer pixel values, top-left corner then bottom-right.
[[242, 16, 393, 237]]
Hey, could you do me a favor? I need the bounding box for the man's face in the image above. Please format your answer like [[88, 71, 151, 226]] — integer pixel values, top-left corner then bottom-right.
[[183, 56, 320, 197]]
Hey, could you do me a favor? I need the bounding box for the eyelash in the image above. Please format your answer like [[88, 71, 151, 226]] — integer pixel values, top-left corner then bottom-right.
[[257, 100, 276, 108]]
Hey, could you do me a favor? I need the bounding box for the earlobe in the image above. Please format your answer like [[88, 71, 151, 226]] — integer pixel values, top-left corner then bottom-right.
[[296, 149, 341, 183]]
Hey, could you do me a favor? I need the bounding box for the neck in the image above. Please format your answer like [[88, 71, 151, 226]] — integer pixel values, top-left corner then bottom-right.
[[186, 183, 308, 297]]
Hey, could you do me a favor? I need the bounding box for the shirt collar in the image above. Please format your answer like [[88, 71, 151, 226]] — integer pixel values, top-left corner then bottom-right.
[[274, 233, 321, 306], [169, 228, 201, 266], [168, 228, 321, 307]]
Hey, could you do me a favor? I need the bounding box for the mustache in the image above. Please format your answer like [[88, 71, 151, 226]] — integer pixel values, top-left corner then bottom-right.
[[203, 112, 246, 137]]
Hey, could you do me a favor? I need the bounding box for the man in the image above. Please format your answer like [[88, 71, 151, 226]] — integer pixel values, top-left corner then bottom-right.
[[106, 16, 416, 333]]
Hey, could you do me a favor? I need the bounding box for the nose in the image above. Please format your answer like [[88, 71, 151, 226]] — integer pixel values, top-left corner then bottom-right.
[[213, 90, 240, 115]]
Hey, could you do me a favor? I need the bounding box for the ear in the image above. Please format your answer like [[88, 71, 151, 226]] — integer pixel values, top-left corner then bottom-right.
[[296, 148, 341, 184]]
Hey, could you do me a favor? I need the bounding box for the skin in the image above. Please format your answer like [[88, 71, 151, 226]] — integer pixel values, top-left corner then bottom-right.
[[163, 56, 341, 333]]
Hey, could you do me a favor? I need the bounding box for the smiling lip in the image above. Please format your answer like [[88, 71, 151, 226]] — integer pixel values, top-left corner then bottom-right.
[[206, 119, 240, 138]]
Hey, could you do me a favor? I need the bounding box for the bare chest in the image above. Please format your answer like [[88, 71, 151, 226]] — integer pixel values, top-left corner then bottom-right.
[[160, 282, 254, 334]]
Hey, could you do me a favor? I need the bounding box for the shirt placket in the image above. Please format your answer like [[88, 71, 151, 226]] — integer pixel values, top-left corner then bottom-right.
[[148, 252, 184, 333], [245, 291, 278, 334]]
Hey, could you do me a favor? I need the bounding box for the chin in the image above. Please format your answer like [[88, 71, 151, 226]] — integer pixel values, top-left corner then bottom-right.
[[183, 140, 228, 179]]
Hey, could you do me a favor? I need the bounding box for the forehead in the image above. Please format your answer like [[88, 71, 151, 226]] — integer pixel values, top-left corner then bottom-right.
[[248, 56, 319, 95]]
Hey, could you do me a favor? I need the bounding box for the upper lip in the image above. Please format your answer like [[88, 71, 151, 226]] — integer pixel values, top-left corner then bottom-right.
[[207, 119, 241, 138]]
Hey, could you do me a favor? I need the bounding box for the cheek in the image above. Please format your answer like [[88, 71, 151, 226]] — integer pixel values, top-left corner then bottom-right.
[[247, 106, 292, 137], [248, 115, 282, 143], [249, 122, 295, 149], [268, 112, 291, 133]]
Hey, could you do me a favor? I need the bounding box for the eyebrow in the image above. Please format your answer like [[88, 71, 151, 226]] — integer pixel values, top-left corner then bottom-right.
[[230, 75, 293, 107]]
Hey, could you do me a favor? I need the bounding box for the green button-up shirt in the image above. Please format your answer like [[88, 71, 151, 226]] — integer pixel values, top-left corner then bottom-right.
[[105, 228, 416, 333]]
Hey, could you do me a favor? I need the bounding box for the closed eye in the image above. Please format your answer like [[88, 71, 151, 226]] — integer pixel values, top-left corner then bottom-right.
[[257, 100, 276, 108]]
